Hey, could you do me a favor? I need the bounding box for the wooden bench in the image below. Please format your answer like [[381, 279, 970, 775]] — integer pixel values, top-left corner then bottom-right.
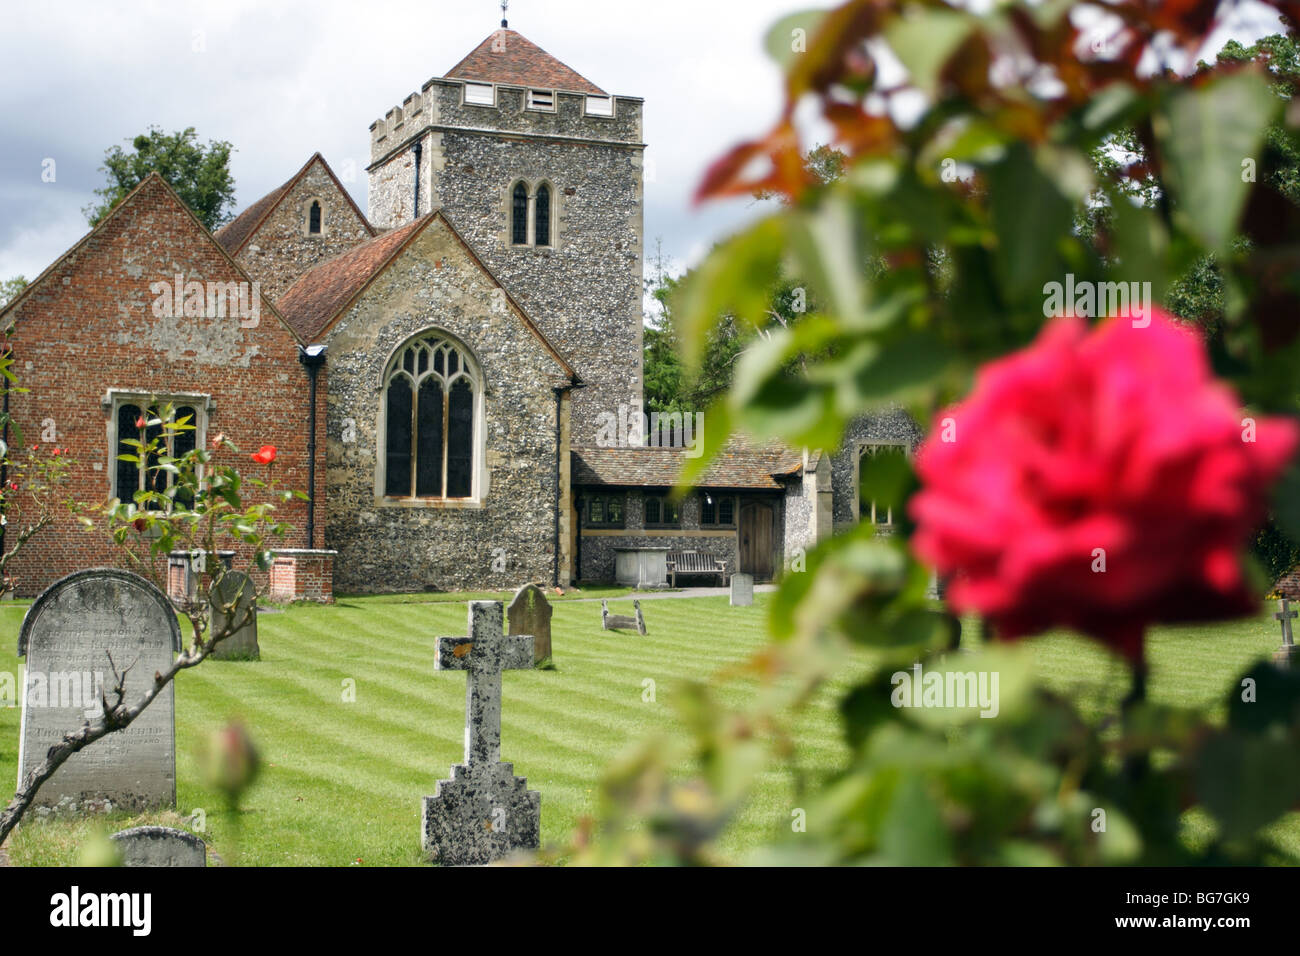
[[666, 550, 728, 588], [602, 600, 646, 635]]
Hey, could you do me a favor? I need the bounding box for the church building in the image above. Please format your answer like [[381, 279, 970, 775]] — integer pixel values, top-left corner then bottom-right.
[[0, 22, 916, 599]]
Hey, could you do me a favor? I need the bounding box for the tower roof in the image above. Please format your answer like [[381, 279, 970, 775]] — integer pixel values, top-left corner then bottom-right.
[[444, 29, 606, 96]]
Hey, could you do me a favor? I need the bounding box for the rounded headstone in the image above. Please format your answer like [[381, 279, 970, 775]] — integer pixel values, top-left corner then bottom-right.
[[18, 569, 182, 813]]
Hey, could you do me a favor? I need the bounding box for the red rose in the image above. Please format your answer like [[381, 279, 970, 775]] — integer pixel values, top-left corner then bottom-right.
[[251, 445, 277, 465], [910, 311, 1298, 665], [132, 517, 147, 533], [135, 416, 146, 430]]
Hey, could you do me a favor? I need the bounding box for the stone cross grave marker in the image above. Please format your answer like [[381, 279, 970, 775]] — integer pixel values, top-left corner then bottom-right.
[[507, 583, 552, 664], [1275, 597, 1298, 668], [423, 601, 540, 865], [18, 569, 182, 813], [111, 826, 206, 867], [209, 571, 259, 661], [730, 572, 754, 607]]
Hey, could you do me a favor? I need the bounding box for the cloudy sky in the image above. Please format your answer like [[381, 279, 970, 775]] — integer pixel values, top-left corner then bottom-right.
[[0, 0, 1287, 286]]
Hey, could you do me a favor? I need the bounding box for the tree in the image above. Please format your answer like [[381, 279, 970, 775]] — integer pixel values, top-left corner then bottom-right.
[[0, 276, 27, 309], [643, 146, 846, 412], [84, 127, 236, 232]]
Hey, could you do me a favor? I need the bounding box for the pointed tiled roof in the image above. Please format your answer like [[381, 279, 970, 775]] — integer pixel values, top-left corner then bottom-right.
[[571, 439, 804, 491], [213, 153, 374, 257], [0, 173, 299, 342], [276, 210, 576, 378], [277, 216, 428, 342], [445, 29, 606, 95]]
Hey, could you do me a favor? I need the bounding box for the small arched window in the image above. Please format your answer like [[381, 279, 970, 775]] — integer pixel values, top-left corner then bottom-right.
[[383, 333, 478, 499], [534, 185, 551, 247], [308, 200, 322, 234], [511, 183, 529, 245]]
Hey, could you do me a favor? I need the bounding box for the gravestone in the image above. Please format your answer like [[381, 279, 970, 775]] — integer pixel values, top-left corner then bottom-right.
[[601, 600, 647, 635], [1275, 597, 1298, 669], [111, 826, 206, 867], [507, 583, 552, 664], [730, 572, 754, 607], [424, 601, 540, 866], [18, 569, 182, 813], [209, 571, 259, 661]]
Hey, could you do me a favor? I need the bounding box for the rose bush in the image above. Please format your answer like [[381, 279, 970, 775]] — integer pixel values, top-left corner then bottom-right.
[[911, 311, 1299, 664]]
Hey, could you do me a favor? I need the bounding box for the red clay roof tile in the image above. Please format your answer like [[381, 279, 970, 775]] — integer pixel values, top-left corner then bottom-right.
[[571, 439, 803, 491], [445, 29, 606, 96]]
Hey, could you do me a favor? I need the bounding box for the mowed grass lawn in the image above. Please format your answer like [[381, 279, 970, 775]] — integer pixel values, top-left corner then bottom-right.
[[0, 592, 1294, 865]]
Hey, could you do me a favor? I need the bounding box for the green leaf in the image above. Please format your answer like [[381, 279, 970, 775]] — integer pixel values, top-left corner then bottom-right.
[[671, 216, 786, 368], [764, 8, 828, 71], [1196, 731, 1300, 841], [1154, 70, 1279, 254], [884, 5, 972, 99], [988, 144, 1074, 304]]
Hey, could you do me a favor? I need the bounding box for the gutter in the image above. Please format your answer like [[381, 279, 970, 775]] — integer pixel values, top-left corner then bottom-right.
[[553, 380, 585, 587], [298, 345, 328, 547]]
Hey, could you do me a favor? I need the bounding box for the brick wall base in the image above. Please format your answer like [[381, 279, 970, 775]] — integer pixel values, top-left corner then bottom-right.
[[269, 549, 336, 603], [1276, 567, 1300, 600]]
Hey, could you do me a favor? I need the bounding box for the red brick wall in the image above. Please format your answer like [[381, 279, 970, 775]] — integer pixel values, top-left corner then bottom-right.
[[269, 550, 335, 603], [1, 176, 328, 597]]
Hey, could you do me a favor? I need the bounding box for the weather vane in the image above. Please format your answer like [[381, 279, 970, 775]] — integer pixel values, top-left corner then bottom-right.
[[501, 0, 509, 28]]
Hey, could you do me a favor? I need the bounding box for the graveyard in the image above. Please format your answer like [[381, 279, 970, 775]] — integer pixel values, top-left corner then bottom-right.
[[1, 590, 1296, 865]]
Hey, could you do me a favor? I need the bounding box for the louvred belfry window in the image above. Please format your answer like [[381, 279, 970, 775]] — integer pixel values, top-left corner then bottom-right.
[[384, 333, 478, 499]]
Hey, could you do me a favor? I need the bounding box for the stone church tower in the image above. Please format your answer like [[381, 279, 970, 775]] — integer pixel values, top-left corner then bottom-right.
[[366, 24, 646, 444]]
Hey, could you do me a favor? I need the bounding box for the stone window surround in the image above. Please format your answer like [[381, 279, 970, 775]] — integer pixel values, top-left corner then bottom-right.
[[462, 82, 497, 108], [301, 196, 328, 237], [372, 329, 488, 510], [507, 178, 558, 250], [102, 389, 213, 501], [851, 439, 912, 529], [525, 88, 557, 113], [584, 95, 617, 119], [449, 80, 619, 120]]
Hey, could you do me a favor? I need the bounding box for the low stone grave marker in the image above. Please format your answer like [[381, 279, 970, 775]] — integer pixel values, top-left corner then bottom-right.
[[423, 601, 540, 866], [111, 826, 206, 867], [601, 599, 647, 635], [1275, 597, 1298, 669], [507, 583, 552, 664], [18, 569, 182, 813]]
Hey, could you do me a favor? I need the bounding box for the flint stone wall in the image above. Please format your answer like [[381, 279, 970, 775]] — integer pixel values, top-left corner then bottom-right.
[[322, 221, 567, 594]]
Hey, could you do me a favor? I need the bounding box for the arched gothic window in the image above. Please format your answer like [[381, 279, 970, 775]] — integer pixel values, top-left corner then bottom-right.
[[511, 183, 529, 245], [308, 200, 322, 234], [383, 333, 478, 499], [534, 184, 551, 247]]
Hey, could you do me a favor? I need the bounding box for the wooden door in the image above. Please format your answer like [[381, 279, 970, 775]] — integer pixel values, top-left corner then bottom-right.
[[739, 501, 774, 581]]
